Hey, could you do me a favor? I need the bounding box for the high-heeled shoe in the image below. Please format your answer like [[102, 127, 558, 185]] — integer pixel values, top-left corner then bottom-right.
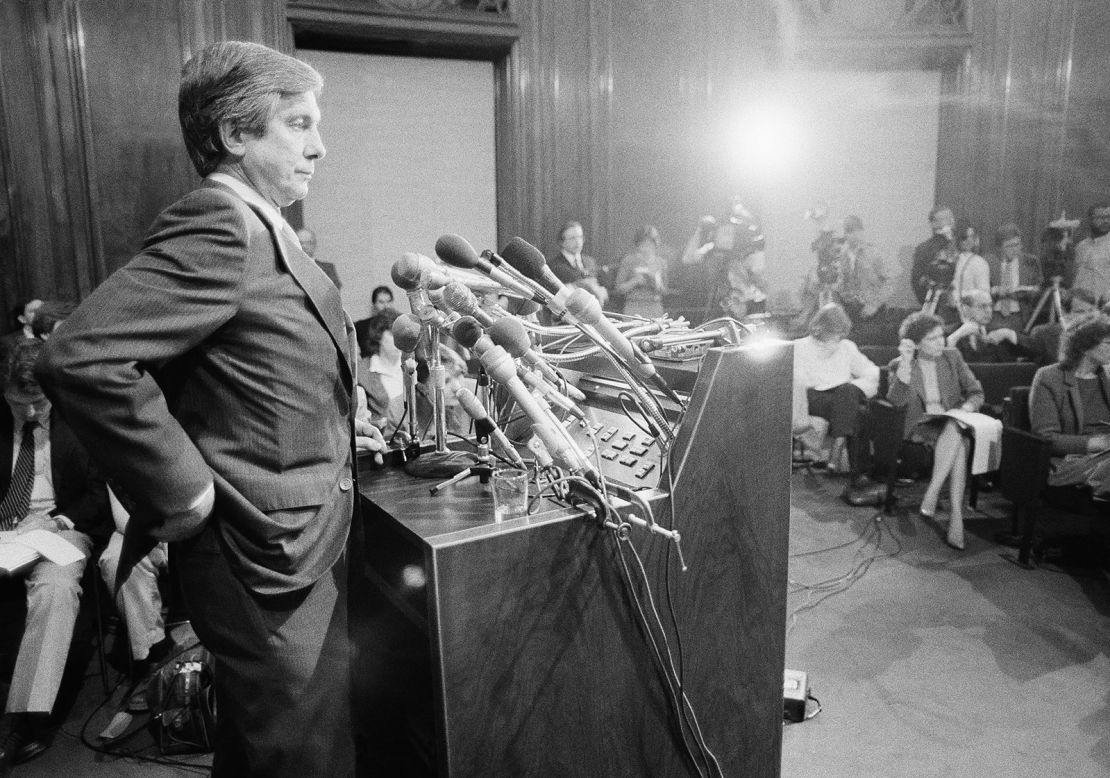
[[945, 526, 965, 550]]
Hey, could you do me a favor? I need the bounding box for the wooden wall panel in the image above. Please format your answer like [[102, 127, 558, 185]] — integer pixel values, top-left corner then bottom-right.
[[7, 0, 1110, 327]]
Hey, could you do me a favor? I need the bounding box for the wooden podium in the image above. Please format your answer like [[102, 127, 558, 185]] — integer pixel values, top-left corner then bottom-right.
[[354, 340, 792, 777]]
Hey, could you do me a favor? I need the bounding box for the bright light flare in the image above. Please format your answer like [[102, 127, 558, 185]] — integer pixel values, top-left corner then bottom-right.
[[726, 104, 805, 179]]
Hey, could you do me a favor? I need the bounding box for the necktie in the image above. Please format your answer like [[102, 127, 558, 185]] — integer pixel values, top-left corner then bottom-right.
[[0, 421, 39, 531]]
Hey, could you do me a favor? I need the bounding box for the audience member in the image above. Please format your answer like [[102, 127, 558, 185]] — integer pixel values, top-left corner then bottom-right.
[[550, 220, 609, 307], [98, 488, 174, 705], [800, 212, 892, 324], [1026, 287, 1098, 365], [0, 339, 108, 771], [1, 299, 42, 362], [358, 310, 405, 438], [29, 300, 77, 340], [1029, 316, 1110, 495], [354, 285, 397, 356], [911, 206, 956, 306], [614, 225, 668, 318], [946, 220, 991, 322], [681, 196, 767, 319], [793, 303, 879, 476], [295, 226, 341, 289], [988, 222, 1042, 330], [888, 312, 985, 550], [1072, 202, 1110, 300], [370, 284, 395, 314], [946, 289, 1032, 363]]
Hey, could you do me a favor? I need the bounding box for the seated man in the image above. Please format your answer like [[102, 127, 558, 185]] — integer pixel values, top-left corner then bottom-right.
[[946, 289, 1035, 363], [0, 339, 108, 770], [1026, 288, 1098, 366], [98, 487, 174, 702]]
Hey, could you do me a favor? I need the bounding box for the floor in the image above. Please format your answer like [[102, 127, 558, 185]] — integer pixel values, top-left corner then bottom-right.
[[4, 470, 1108, 777]]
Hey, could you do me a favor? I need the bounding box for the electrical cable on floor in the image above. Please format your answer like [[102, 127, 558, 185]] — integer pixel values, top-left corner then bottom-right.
[[786, 514, 905, 635], [75, 640, 213, 772]]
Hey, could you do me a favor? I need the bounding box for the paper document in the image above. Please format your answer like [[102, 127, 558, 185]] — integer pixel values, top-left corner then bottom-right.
[[0, 529, 87, 572]]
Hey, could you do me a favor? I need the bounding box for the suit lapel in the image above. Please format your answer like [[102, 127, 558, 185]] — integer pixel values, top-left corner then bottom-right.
[[203, 179, 354, 388], [269, 223, 355, 387]]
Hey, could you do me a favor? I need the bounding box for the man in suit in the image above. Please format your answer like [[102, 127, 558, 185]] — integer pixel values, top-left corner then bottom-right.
[[0, 339, 108, 774], [988, 222, 1042, 331], [550, 220, 609, 307], [38, 41, 384, 777], [295, 225, 342, 289]]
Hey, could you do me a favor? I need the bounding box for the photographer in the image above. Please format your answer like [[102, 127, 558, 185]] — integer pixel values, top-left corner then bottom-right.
[[681, 196, 767, 319], [911, 206, 957, 308], [800, 209, 892, 323]]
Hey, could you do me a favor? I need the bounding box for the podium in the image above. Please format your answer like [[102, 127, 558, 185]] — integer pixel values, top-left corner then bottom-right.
[[354, 340, 792, 777]]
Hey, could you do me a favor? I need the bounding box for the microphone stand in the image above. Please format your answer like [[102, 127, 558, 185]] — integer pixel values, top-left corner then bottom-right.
[[402, 353, 421, 462], [403, 321, 476, 479]]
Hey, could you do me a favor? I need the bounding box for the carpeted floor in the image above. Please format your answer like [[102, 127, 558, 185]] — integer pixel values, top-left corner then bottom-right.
[[5, 469, 1108, 777], [782, 467, 1110, 778]]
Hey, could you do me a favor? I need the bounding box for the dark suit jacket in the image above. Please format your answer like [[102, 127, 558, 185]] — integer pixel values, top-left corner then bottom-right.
[[549, 251, 599, 286], [886, 348, 984, 436], [0, 411, 109, 540], [911, 233, 953, 303], [38, 180, 357, 595]]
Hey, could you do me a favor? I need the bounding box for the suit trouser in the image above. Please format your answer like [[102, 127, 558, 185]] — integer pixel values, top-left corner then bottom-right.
[[98, 531, 166, 660], [176, 522, 354, 778], [6, 529, 93, 714]]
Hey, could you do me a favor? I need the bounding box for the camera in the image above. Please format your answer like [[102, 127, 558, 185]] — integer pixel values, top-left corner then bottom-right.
[[924, 249, 956, 288], [811, 230, 845, 286]]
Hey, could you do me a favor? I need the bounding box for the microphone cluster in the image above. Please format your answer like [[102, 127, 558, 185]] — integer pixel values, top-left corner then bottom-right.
[[388, 232, 686, 496]]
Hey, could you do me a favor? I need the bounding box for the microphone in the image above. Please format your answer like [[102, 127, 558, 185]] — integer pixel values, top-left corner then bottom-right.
[[563, 287, 679, 400], [479, 344, 598, 484], [391, 314, 423, 447], [443, 282, 497, 328], [455, 387, 526, 469], [500, 236, 566, 297], [435, 234, 546, 305], [451, 316, 493, 356], [487, 316, 586, 403], [390, 253, 438, 321]]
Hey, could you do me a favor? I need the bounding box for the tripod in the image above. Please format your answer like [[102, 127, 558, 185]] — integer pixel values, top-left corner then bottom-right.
[[1023, 276, 1066, 333]]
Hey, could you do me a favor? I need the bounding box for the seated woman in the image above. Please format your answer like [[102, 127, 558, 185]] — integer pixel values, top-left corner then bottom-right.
[[358, 310, 405, 439], [888, 312, 985, 550], [1029, 316, 1110, 496], [793, 302, 879, 475]]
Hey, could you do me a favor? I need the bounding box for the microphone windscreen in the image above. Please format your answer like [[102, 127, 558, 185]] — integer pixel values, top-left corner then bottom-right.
[[443, 282, 479, 316], [564, 287, 603, 323], [451, 316, 484, 349], [500, 237, 548, 280], [488, 317, 531, 358], [435, 234, 481, 269], [392, 313, 424, 353], [390, 253, 424, 291]]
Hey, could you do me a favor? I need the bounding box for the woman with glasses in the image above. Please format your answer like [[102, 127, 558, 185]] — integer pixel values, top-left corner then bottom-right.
[[1029, 316, 1110, 495]]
